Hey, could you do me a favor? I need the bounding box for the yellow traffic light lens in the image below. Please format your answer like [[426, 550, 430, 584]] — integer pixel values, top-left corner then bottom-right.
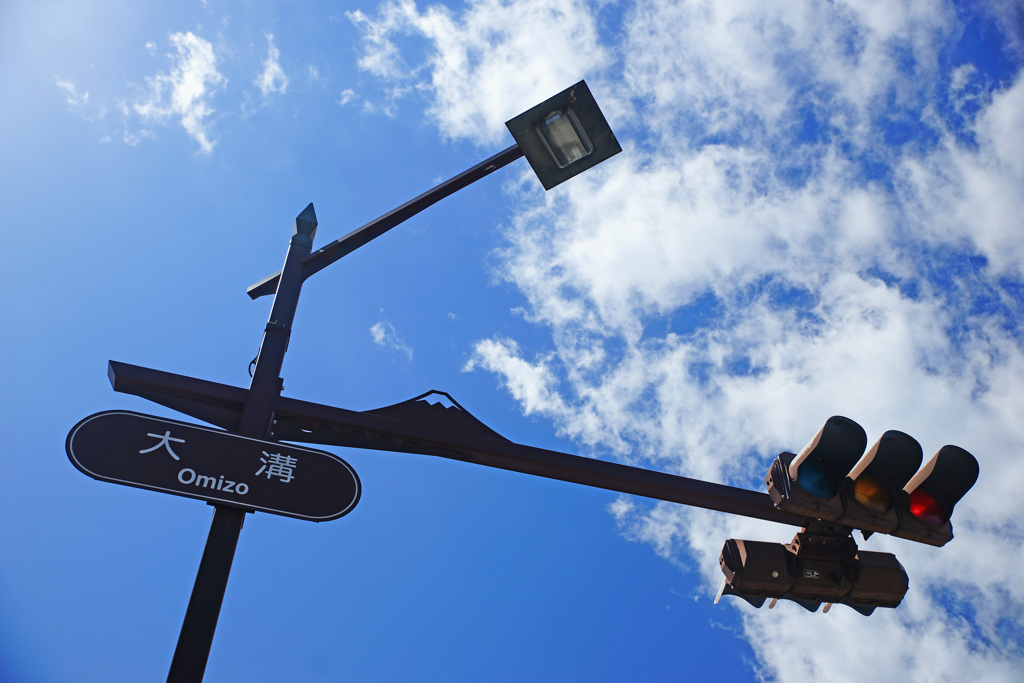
[[852, 476, 891, 513], [909, 488, 946, 526]]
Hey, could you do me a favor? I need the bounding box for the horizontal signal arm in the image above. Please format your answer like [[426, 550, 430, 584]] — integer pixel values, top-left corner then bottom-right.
[[108, 360, 813, 528]]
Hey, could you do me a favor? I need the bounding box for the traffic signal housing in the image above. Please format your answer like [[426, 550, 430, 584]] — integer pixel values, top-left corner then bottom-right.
[[715, 527, 909, 616], [766, 417, 978, 546], [891, 445, 979, 546], [766, 416, 866, 521], [835, 430, 923, 535], [716, 416, 978, 618]]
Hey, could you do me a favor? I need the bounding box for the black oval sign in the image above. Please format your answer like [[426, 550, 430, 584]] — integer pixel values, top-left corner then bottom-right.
[[67, 410, 360, 521]]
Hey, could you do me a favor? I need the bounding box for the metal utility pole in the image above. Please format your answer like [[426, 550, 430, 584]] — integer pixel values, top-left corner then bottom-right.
[[166, 204, 318, 683]]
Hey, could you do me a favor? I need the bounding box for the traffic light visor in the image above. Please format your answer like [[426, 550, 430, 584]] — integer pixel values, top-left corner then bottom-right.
[[789, 416, 867, 495], [903, 445, 979, 525]]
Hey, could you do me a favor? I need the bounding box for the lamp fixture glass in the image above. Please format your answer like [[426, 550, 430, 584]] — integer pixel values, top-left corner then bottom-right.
[[535, 107, 593, 168]]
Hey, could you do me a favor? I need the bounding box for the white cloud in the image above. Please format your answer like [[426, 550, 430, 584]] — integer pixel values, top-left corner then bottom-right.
[[349, 0, 612, 146], [895, 77, 1024, 275], [131, 31, 226, 153], [982, 0, 1024, 59], [338, 88, 357, 106], [55, 77, 88, 107], [370, 320, 414, 360], [465, 337, 570, 420], [620, 0, 956, 154], [359, 0, 1024, 679], [255, 33, 288, 96], [55, 76, 108, 123]]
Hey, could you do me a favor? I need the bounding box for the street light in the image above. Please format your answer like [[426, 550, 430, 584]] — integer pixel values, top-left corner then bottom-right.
[[247, 80, 621, 300], [506, 80, 621, 190]]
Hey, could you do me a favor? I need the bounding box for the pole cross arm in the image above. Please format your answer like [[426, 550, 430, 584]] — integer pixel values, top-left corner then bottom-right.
[[108, 360, 811, 528], [247, 144, 526, 299], [108, 361, 248, 432]]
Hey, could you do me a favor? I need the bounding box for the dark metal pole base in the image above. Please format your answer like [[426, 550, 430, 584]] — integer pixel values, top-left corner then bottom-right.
[[166, 506, 246, 683]]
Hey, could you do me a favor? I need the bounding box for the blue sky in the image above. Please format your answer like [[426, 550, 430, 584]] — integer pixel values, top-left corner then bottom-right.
[[2, 1, 1024, 681]]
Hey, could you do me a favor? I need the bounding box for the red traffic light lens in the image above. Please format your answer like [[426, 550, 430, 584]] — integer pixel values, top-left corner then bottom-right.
[[852, 475, 891, 513], [796, 460, 839, 498], [909, 487, 946, 526]]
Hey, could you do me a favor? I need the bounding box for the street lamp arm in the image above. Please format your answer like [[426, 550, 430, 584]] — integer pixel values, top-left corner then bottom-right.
[[247, 144, 526, 299]]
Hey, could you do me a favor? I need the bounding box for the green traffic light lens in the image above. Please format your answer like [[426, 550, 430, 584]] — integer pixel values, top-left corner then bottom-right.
[[796, 460, 838, 498], [852, 475, 891, 513], [909, 488, 946, 526]]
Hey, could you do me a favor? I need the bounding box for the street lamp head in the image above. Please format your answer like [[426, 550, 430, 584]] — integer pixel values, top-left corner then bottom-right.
[[505, 80, 621, 190]]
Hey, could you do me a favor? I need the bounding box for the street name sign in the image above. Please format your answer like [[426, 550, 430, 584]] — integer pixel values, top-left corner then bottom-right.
[[66, 410, 360, 521]]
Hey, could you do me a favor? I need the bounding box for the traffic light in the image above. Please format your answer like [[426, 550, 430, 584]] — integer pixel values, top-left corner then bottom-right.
[[716, 417, 978, 617], [715, 527, 909, 616], [836, 430, 922, 535], [891, 445, 979, 546], [766, 416, 866, 521], [766, 417, 978, 546]]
